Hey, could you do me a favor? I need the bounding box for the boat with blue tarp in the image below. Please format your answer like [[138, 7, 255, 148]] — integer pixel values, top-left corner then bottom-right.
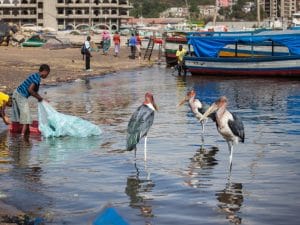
[[184, 32, 300, 77]]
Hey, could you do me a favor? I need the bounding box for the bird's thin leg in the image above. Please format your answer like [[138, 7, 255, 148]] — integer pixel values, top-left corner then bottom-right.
[[144, 136, 147, 161], [201, 121, 205, 143], [228, 141, 234, 168]]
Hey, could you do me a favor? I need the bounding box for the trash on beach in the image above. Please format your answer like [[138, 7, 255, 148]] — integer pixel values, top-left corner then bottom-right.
[[38, 101, 102, 138]]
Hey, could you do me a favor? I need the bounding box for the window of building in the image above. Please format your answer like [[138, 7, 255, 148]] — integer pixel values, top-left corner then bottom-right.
[[94, 0, 100, 5], [57, 8, 64, 14], [119, 9, 127, 15], [66, 9, 73, 15], [103, 0, 109, 3], [12, 9, 19, 16], [57, 0, 64, 3], [76, 9, 82, 15], [30, 0, 36, 3], [38, 13, 43, 19], [111, 9, 117, 14], [57, 19, 64, 25], [3, 9, 10, 15], [38, 2, 43, 8], [103, 9, 109, 14], [21, 9, 28, 15], [21, 0, 28, 4], [119, 0, 127, 5], [75, 0, 82, 3], [111, 0, 117, 3], [30, 8, 36, 14], [94, 9, 99, 16]]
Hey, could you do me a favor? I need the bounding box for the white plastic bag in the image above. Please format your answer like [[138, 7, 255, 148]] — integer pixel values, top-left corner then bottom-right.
[[38, 101, 102, 138]]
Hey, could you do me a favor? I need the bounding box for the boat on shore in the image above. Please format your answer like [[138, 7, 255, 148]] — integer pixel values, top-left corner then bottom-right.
[[184, 32, 300, 77], [163, 29, 272, 67]]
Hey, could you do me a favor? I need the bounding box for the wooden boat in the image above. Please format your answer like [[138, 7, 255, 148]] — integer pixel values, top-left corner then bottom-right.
[[184, 32, 300, 77]]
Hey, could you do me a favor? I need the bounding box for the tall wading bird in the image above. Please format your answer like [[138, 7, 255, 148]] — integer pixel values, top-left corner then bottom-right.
[[126, 92, 158, 161], [200, 96, 245, 168], [178, 90, 216, 141]]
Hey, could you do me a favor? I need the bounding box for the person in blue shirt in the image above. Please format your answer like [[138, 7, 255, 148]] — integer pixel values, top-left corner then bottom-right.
[[11, 64, 50, 139], [128, 33, 137, 59]]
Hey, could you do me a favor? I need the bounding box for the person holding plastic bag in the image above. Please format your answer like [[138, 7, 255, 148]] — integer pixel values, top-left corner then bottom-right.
[[11, 64, 50, 139]]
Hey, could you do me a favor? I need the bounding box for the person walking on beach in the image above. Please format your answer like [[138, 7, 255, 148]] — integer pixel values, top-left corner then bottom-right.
[[0, 91, 12, 125], [176, 44, 187, 76], [129, 33, 137, 59], [84, 36, 92, 71], [11, 64, 50, 139], [113, 31, 121, 57], [102, 30, 111, 55], [136, 32, 142, 61]]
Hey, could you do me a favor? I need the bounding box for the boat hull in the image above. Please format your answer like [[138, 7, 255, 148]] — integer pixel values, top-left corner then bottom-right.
[[185, 56, 300, 77]]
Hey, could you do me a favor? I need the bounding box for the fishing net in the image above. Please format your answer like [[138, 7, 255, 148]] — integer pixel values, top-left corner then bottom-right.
[[38, 101, 102, 138]]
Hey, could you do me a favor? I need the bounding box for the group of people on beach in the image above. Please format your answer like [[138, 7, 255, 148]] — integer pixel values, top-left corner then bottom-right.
[[82, 30, 142, 71]]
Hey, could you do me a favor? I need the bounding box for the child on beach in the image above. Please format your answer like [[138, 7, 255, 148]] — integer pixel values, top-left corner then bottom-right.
[[0, 92, 12, 125], [11, 64, 50, 139]]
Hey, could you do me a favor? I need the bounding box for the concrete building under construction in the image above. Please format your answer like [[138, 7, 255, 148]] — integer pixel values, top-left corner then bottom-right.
[[264, 0, 298, 19], [0, 0, 132, 31]]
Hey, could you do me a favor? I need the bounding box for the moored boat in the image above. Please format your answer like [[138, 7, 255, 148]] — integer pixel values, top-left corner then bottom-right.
[[185, 32, 300, 77]]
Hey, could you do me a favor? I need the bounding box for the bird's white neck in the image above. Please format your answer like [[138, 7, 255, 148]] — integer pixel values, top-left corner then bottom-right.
[[145, 103, 156, 111]]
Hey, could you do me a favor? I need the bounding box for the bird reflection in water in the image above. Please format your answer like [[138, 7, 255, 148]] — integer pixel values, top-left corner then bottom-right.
[[185, 146, 219, 188], [216, 180, 244, 224], [125, 163, 155, 221]]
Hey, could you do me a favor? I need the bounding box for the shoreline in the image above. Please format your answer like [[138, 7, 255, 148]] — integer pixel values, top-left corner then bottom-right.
[[0, 46, 159, 93], [0, 45, 160, 224]]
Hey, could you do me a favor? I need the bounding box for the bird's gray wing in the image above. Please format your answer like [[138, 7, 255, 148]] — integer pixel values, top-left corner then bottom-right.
[[126, 105, 155, 151], [228, 112, 245, 143]]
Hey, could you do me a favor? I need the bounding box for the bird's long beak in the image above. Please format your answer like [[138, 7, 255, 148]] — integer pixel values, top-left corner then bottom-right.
[[200, 103, 218, 121], [177, 96, 188, 107]]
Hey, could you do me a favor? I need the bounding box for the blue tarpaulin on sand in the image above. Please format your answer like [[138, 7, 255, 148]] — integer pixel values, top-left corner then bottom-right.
[[188, 33, 300, 57], [93, 207, 130, 225]]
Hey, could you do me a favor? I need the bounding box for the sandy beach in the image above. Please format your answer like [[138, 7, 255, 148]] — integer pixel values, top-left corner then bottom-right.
[[0, 45, 156, 93], [0, 45, 158, 224]]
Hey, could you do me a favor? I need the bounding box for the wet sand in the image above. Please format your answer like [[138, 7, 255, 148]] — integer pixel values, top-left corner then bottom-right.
[[0, 45, 158, 224], [0, 46, 156, 93]]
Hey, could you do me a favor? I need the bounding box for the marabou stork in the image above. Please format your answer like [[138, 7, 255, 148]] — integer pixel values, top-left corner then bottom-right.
[[126, 92, 158, 161], [200, 96, 244, 168], [178, 90, 216, 139]]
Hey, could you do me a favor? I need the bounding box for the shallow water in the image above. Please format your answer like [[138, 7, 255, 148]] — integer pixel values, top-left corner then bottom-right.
[[1, 66, 300, 225]]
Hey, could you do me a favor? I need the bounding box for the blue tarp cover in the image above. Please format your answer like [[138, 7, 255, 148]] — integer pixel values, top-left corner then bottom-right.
[[188, 33, 300, 57], [93, 207, 129, 225]]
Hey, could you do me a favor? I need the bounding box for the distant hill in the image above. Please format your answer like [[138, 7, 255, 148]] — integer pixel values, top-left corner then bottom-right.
[[129, 0, 215, 18]]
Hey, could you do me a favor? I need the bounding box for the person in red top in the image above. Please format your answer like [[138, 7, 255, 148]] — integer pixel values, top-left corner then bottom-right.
[[113, 31, 121, 57], [135, 32, 142, 60]]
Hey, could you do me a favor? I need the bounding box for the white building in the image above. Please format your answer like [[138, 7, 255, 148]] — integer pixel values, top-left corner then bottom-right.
[[159, 7, 189, 18], [0, 0, 132, 31]]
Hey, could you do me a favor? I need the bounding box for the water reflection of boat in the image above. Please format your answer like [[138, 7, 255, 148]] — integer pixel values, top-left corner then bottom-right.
[[125, 163, 155, 218], [216, 182, 244, 224], [185, 32, 300, 76]]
